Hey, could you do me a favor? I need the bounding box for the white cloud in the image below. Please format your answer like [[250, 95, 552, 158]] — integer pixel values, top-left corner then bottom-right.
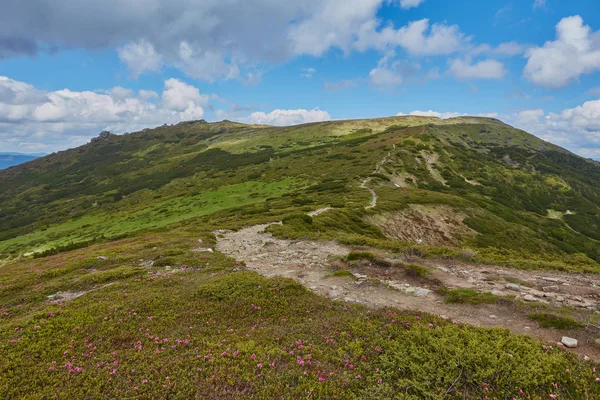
[[398, 0, 425, 10], [533, 0, 546, 10], [511, 101, 600, 158], [110, 86, 135, 101], [0, 1, 492, 82], [524, 15, 600, 88], [397, 110, 499, 119], [494, 41, 525, 56], [356, 19, 466, 55], [245, 108, 331, 126], [117, 40, 162, 78], [448, 58, 506, 79], [301, 67, 317, 78], [0, 76, 214, 153], [162, 78, 208, 111], [369, 53, 403, 87], [515, 109, 544, 125]]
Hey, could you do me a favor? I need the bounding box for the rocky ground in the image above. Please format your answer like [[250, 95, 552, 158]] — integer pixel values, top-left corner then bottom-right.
[[215, 218, 600, 361]]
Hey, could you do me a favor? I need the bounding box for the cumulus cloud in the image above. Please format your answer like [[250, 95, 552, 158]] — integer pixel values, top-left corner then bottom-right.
[[396, 110, 499, 119], [245, 108, 331, 126], [355, 18, 466, 55], [524, 15, 600, 88], [117, 40, 162, 78], [398, 0, 425, 9], [0, 76, 213, 152], [511, 101, 600, 158], [0, 1, 477, 81], [448, 58, 506, 79], [369, 53, 403, 88]]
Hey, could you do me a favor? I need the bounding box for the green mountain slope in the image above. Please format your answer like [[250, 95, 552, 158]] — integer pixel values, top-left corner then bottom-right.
[[2, 116, 600, 399], [1, 116, 599, 270]]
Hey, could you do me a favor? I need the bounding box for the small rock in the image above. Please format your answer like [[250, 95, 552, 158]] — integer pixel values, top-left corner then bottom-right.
[[490, 290, 501, 296], [353, 273, 368, 281], [584, 355, 590, 361], [97, 256, 108, 261], [440, 315, 449, 320], [556, 296, 565, 302], [523, 294, 537, 302], [542, 277, 561, 283], [197, 239, 203, 243], [489, 315, 497, 319], [561, 337, 578, 348], [165, 266, 172, 271], [542, 285, 560, 292], [436, 266, 449, 273], [414, 288, 431, 297], [405, 287, 416, 294], [524, 326, 531, 331], [594, 339, 600, 346], [505, 283, 520, 291], [557, 342, 565, 347]]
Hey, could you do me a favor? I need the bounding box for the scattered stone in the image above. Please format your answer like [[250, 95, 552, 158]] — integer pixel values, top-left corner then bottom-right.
[[524, 326, 531, 331], [97, 256, 108, 261], [436, 266, 449, 273], [561, 337, 578, 348], [505, 283, 520, 291], [557, 342, 565, 347], [489, 315, 497, 319], [523, 294, 537, 302], [353, 273, 368, 281], [197, 239, 203, 243], [165, 266, 172, 271], [556, 296, 565, 302], [405, 287, 416, 294], [414, 288, 431, 297], [594, 339, 600, 346], [584, 356, 590, 361], [542, 277, 561, 283], [542, 285, 560, 292], [440, 315, 449, 320], [491, 290, 501, 296]]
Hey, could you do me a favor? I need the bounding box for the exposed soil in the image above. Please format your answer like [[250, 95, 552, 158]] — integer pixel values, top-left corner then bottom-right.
[[215, 219, 600, 361]]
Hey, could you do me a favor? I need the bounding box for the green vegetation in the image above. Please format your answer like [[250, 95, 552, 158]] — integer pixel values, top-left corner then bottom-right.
[[441, 288, 514, 305], [326, 269, 356, 279], [1, 230, 598, 399], [346, 251, 378, 262], [529, 312, 584, 329], [2, 116, 600, 397]]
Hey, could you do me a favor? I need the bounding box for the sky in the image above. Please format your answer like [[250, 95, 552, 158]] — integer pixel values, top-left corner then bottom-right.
[[0, 0, 599, 159]]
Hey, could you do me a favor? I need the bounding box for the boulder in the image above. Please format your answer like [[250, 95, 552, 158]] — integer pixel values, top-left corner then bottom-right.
[[561, 337, 578, 348], [523, 294, 537, 302], [505, 283, 520, 291]]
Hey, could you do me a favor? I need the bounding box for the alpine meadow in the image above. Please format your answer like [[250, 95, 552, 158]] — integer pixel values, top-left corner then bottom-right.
[[2, 116, 600, 398]]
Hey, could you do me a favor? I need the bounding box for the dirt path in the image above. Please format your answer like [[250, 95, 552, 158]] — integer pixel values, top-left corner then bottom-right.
[[215, 220, 600, 360], [360, 144, 396, 210]]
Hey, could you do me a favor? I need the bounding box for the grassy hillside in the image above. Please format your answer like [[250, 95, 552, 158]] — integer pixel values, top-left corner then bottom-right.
[[1, 116, 599, 271], [2, 225, 599, 399], [2, 116, 600, 398]]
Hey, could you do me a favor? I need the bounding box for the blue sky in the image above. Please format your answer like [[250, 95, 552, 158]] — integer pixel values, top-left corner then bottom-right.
[[0, 0, 599, 158]]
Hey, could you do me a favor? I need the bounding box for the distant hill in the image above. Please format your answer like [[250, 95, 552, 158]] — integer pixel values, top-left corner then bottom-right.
[[0, 116, 599, 271], [0, 152, 43, 170]]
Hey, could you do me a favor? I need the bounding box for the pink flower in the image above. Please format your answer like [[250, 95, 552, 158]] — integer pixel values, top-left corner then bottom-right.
[[257, 363, 262, 369]]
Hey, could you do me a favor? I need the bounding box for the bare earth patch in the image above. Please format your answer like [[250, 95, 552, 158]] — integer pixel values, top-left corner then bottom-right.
[[366, 204, 476, 246]]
